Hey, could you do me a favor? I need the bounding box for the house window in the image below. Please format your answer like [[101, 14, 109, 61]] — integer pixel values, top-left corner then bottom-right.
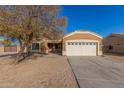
[[79, 42, 81, 45], [75, 42, 78, 45], [93, 42, 96, 45], [32, 43, 39, 50], [82, 42, 85, 45], [90, 42, 92, 45], [68, 42, 71, 45], [86, 42, 88, 45], [109, 45, 113, 50], [71, 42, 74, 45]]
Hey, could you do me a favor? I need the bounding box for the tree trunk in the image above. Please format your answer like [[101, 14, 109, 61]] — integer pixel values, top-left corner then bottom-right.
[[14, 43, 27, 64], [14, 39, 33, 64], [14, 33, 33, 64]]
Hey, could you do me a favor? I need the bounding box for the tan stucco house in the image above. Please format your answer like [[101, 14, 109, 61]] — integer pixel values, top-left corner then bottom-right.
[[103, 33, 124, 54], [31, 30, 103, 56], [0, 30, 103, 56]]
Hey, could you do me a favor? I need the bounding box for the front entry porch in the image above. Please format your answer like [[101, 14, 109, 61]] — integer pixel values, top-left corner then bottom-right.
[[31, 40, 62, 54]]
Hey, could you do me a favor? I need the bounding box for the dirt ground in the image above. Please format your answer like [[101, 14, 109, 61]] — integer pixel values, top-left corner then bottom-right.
[[104, 53, 124, 63], [0, 53, 78, 88]]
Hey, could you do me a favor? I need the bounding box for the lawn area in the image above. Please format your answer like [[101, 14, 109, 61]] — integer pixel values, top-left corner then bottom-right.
[[0, 53, 78, 88]]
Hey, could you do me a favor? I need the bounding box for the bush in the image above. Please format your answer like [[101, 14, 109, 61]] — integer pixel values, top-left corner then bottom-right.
[[2, 39, 12, 46]]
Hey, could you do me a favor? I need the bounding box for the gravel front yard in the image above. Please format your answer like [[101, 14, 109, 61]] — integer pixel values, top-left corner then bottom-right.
[[104, 53, 124, 63], [0, 54, 78, 88]]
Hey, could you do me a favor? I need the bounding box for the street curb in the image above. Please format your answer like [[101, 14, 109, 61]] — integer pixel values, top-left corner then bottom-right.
[[66, 56, 80, 88]]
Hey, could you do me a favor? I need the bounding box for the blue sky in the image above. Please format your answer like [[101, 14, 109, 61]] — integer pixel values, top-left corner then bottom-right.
[[1, 5, 124, 45], [0, 36, 20, 46], [61, 5, 124, 37]]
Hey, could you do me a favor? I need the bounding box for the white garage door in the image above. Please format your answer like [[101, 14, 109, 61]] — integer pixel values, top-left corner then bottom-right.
[[66, 41, 97, 56]]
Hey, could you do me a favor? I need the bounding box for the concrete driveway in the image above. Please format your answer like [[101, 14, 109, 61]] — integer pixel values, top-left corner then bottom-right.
[[68, 56, 124, 88]]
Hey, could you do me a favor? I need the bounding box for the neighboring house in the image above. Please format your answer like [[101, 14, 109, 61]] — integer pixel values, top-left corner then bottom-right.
[[103, 33, 124, 54], [0, 36, 20, 54], [0, 30, 103, 56]]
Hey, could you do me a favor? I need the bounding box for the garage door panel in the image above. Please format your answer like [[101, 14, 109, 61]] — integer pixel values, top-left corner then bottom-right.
[[66, 41, 97, 56], [84, 45, 96, 56]]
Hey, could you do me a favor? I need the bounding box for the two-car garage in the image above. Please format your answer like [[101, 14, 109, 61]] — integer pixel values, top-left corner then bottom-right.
[[62, 30, 103, 56], [66, 40, 97, 56]]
